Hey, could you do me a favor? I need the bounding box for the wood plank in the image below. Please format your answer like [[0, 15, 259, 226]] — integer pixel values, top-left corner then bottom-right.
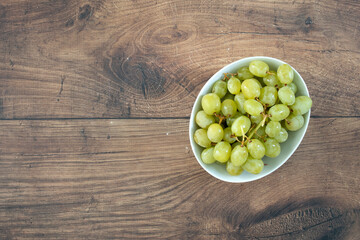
[[0, 0, 359, 119], [0, 118, 358, 239]]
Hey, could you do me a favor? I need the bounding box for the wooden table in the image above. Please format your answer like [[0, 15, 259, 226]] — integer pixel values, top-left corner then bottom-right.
[[0, 0, 359, 239]]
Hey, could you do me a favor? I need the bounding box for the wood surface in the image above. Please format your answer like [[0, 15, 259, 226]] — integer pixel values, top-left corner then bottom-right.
[[0, 0, 359, 239]]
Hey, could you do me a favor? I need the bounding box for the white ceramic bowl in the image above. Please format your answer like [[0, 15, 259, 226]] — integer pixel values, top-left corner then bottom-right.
[[189, 56, 311, 183]]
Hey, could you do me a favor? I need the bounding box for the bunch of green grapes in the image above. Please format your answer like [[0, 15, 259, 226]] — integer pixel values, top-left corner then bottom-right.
[[194, 61, 312, 176]]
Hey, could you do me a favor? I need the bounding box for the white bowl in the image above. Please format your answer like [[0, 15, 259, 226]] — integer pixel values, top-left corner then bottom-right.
[[189, 56, 311, 183]]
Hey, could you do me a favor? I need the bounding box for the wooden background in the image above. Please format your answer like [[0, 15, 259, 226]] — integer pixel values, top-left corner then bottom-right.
[[0, 0, 359, 239]]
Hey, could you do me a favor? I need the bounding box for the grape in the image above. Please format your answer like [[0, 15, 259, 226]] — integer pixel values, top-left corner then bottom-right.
[[241, 79, 261, 99], [269, 104, 290, 122], [227, 76, 241, 95], [278, 86, 295, 105], [285, 114, 304, 131], [265, 121, 281, 138], [242, 157, 264, 174], [253, 126, 266, 140], [274, 127, 288, 143], [226, 161, 244, 175], [221, 99, 237, 117], [207, 123, 224, 143], [234, 93, 246, 114], [237, 66, 254, 80], [212, 80, 227, 98], [259, 86, 278, 107], [277, 64, 294, 84], [194, 129, 211, 148], [263, 71, 281, 86], [264, 138, 281, 158], [195, 110, 215, 129], [213, 141, 231, 163], [251, 115, 263, 124], [222, 92, 235, 100], [226, 112, 242, 127], [290, 96, 312, 116], [201, 147, 216, 164], [223, 127, 236, 143], [287, 82, 297, 94], [249, 60, 269, 77], [247, 139, 265, 159], [252, 78, 263, 88], [232, 116, 251, 137], [230, 145, 248, 166], [201, 93, 221, 115], [244, 99, 264, 116]]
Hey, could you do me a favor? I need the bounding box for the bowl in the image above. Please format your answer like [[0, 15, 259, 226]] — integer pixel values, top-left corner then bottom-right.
[[189, 56, 311, 183]]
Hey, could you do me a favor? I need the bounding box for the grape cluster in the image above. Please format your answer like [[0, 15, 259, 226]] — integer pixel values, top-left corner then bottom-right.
[[194, 61, 312, 176]]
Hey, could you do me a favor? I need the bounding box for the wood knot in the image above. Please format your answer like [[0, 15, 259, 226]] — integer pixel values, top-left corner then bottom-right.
[[107, 49, 166, 99], [78, 4, 92, 20], [305, 17, 313, 25], [65, 18, 74, 27], [154, 27, 189, 45]]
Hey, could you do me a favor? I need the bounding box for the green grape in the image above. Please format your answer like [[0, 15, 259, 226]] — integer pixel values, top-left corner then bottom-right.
[[213, 141, 232, 163], [265, 121, 281, 138], [234, 93, 246, 114], [244, 99, 264, 116], [264, 138, 281, 158], [278, 86, 295, 105], [231, 116, 251, 137], [263, 71, 281, 86], [226, 112, 242, 127], [222, 92, 234, 100], [287, 82, 297, 94], [274, 127, 288, 143], [285, 114, 304, 131], [247, 139, 265, 159], [253, 126, 266, 140], [212, 80, 227, 98], [290, 96, 312, 116], [269, 104, 290, 122], [227, 76, 241, 95], [221, 99, 237, 117], [194, 129, 211, 148], [195, 110, 215, 129], [252, 78, 263, 88], [241, 79, 261, 99], [237, 66, 254, 80], [230, 145, 248, 166], [251, 115, 263, 124], [259, 86, 278, 107], [207, 123, 224, 143], [277, 64, 294, 84], [202, 93, 221, 117], [201, 147, 216, 164], [226, 161, 244, 176], [201, 93, 221, 115], [249, 60, 269, 77], [223, 127, 236, 143], [242, 157, 264, 174]]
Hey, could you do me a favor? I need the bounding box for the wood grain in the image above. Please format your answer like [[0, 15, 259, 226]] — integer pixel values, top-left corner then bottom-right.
[[0, 118, 358, 239], [1, 0, 359, 239], [0, 0, 359, 119]]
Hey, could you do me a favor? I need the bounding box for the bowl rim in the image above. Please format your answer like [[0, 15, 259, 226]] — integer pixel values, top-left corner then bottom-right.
[[189, 56, 311, 183]]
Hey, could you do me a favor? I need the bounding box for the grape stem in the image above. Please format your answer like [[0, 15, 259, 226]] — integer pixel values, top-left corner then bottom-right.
[[245, 114, 268, 144], [223, 72, 238, 81]]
